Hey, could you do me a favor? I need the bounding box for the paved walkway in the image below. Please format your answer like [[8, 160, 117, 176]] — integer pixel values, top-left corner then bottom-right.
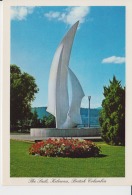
[[10, 134, 102, 142]]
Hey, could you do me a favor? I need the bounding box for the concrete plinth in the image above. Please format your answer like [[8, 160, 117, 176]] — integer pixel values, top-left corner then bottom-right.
[[30, 128, 101, 138]]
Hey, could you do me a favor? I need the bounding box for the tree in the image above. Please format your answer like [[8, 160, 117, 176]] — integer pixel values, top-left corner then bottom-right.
[[10, 64, 39, 130], [42, 114, 56, 128], [41, 116, 47, 127], [99, 76, 125, 145], [31, 109, 41, 128]]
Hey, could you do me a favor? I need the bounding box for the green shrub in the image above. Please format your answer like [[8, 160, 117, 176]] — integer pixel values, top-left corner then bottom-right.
[[99, 76, 125, 145]]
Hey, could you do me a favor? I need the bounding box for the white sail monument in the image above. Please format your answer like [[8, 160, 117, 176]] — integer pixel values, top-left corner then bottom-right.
[[47, 21, 85, 129]]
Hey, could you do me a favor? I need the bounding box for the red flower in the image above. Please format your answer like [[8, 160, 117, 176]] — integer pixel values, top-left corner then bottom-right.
[[29, 138, 101, 158]]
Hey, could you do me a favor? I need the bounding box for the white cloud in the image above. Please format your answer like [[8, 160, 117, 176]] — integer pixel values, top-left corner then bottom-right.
[[44, 7, 90, 26], [45, 12, 61, 19], [11, 6, 34, 21], [102, 56, 125, 64]]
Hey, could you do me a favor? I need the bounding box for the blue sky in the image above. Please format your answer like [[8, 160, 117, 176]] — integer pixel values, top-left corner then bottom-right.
[[11, 6, 125, 108]]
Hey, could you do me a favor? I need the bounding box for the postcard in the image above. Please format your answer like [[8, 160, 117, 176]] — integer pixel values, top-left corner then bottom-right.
[[2, 0, 132, 186]]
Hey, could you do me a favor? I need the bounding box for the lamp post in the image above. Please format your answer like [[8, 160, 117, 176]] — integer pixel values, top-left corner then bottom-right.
[[88, 96, 91, 128]]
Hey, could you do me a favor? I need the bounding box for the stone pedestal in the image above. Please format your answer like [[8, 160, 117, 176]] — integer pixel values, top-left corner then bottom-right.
[[30, 128, 101, 138]]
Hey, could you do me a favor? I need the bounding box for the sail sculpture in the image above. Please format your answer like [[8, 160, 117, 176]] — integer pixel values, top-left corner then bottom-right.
[[47, 21, 85, 128]]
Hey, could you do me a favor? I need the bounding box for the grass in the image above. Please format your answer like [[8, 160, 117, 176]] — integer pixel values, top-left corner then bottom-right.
[[10, 139, 125, 177]]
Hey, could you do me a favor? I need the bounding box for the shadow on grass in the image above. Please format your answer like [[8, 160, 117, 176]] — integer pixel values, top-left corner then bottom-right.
[[32, 153, 108, 158], [97, 154, 108, 158]]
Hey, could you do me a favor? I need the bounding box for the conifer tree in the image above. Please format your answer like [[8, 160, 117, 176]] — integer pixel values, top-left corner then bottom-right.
[[99, 76, 125, 145]]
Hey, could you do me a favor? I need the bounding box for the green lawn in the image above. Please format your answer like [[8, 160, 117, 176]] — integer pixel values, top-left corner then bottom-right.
[[10, 139, 125, 177]]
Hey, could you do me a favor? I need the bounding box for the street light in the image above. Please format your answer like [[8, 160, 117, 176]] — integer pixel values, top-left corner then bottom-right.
[[88, 96, 91, 128]]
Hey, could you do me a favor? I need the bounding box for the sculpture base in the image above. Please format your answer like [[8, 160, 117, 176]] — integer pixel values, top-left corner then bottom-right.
[[30, 128, 101, 138]]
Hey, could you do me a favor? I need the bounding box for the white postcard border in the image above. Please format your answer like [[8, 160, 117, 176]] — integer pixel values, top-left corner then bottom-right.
[[2, 0, 132, 186]]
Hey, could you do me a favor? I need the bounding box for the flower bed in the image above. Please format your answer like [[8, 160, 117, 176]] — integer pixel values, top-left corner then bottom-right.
[[29, 138, 101, 158]]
